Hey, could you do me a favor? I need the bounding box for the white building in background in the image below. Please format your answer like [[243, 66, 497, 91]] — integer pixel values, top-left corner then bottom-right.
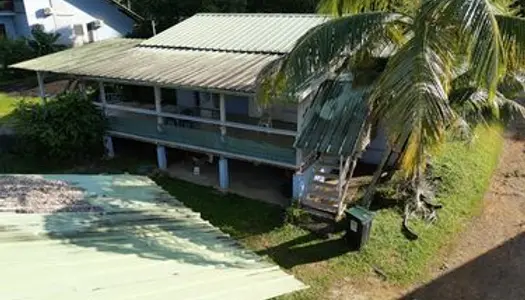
[[0, 0, 141, 45]]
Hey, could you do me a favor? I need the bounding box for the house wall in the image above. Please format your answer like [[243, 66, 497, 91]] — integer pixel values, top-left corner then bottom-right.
[[360, 128, 396, 165], [19, 0, 134, 45], [0, 16, 16, 38]]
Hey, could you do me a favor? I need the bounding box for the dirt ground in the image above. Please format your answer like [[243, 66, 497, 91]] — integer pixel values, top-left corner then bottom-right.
[[332, 120, 525, 300]]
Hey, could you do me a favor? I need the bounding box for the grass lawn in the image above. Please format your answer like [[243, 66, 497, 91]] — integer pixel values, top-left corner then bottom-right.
[[0, 92, 38, 124], [157, 125, 505, 299], [0, 124, 504, 299]]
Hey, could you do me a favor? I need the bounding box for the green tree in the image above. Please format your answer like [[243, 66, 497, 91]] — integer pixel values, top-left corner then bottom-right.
[[259, 0, 525, 236]]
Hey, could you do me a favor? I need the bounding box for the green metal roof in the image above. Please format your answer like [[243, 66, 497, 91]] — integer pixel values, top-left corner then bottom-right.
[[11, 39, 280, 93], [0, 174, 306, 300], [295, 77, 369, 156], [141, 13, 331, 54], [11, 38, 142, 73]]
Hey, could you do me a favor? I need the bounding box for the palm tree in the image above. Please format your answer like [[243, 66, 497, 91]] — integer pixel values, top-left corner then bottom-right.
[[258, 0, 525, 237]]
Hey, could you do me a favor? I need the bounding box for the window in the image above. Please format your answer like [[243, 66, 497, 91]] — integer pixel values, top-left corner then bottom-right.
[[0, 24, 6, 40]]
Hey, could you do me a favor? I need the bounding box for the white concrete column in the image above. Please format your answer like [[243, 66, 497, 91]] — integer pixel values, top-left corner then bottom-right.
[[103, 135, 115, 158], [218, 156, 229, 190], [219, 93, 226, 136], [36, 71, 46, 102], [154, 86, 163, 132], [157, 145, 167, 170]]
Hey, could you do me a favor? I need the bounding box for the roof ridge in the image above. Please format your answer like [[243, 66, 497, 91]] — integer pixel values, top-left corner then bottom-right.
[[194, 13, 329, 18]]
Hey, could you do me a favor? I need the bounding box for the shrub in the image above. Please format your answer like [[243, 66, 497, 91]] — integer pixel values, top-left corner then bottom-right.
[[11, 92, 107, 160], [0, 38, 35, 79]]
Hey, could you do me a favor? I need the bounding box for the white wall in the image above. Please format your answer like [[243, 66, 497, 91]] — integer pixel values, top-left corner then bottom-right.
[[20, 0, 134, 45]]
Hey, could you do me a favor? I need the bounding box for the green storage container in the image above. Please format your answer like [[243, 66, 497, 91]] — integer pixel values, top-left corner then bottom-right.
[[345, 206, 374, 251]]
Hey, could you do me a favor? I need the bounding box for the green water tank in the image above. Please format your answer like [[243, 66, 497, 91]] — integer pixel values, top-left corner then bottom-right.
[[345, 206, 374, 251]]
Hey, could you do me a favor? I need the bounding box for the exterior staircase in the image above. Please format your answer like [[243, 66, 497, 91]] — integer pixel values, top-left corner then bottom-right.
[[300, 155, 359, 220]]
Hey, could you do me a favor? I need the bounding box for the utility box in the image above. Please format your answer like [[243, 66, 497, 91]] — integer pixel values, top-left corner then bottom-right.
[[345, 206, 374, 251]]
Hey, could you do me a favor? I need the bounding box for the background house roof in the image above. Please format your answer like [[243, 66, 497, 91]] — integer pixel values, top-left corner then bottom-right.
[[107, 0, 145, 21], [0, 174, 306, 300], [140, 13, 331, 54]]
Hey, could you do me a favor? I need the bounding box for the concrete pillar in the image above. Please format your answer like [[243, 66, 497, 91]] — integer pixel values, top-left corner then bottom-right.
[[218, 156, 229, 190], [219, 93, 226, 136], [292, 171, 305, 200], [157, 145, 167, 170], [103, 135, 114, 158], [36, 71, 46, 102]]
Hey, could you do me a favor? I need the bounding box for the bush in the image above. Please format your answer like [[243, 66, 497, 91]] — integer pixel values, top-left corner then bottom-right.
[[11, 92, 107, 160], [0, 38, 35, 79]]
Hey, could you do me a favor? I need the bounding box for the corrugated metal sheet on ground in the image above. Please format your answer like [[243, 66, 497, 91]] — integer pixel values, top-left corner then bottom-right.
[[295, 79, 369, 156], [0, 174, 306, 300], [141, 13, 331, 54], [12, 39, 280, 93]]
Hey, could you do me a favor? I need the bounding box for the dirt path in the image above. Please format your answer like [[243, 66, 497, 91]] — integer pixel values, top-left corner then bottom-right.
[[402, 126, 525, 300]]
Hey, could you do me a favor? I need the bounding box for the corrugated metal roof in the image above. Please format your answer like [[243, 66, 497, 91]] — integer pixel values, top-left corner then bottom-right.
[[0, 174, 306, 300], [295, 78, 369, 156], [140, 13, 331, 54], [11, 38, 142, 72], [12, 39, 280, 93]]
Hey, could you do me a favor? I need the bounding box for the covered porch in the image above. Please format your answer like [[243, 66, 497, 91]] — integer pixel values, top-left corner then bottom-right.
[[9, 38, 317, 201]]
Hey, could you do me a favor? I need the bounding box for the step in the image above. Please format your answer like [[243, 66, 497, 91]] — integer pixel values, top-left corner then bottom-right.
[[301, 206, 336, 220], [301, 199, 338, 214], [311, 180, 340, 189], [314, 171, 339, 181], [307, 189, 339, 202]]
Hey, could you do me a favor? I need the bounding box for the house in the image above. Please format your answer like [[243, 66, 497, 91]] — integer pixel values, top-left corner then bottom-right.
[[11, 13, 391, 219], [0, 0, 142, 45]]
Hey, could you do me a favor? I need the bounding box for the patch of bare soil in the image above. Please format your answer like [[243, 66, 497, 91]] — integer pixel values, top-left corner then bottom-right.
[[0, 176, 103, 213], [1, 80, 70, 98], [329, 120, 525, 300]]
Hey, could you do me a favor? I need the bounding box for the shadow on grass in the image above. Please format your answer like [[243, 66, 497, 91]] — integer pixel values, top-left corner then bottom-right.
[[401, 232, 525, 300], [256, 230, 354, 269]]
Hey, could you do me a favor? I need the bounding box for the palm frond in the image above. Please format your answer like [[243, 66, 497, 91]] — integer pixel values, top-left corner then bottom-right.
[[498, 73, 525, 98], [437, 0, 507, 97], [256, 12, 404, 105], [371, 20, 456, 176], [496, 92, 525, 121], [496, 15, 525, 71], [317, 0, 419, 15]]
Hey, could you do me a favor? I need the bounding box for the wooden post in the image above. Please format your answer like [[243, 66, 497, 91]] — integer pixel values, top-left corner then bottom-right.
[[154, 86, 163, 132], [36, 72, 46, 102], [296, 100, 305, 166], [219, 93, 226, 136], [78, 80, 87, 99]]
